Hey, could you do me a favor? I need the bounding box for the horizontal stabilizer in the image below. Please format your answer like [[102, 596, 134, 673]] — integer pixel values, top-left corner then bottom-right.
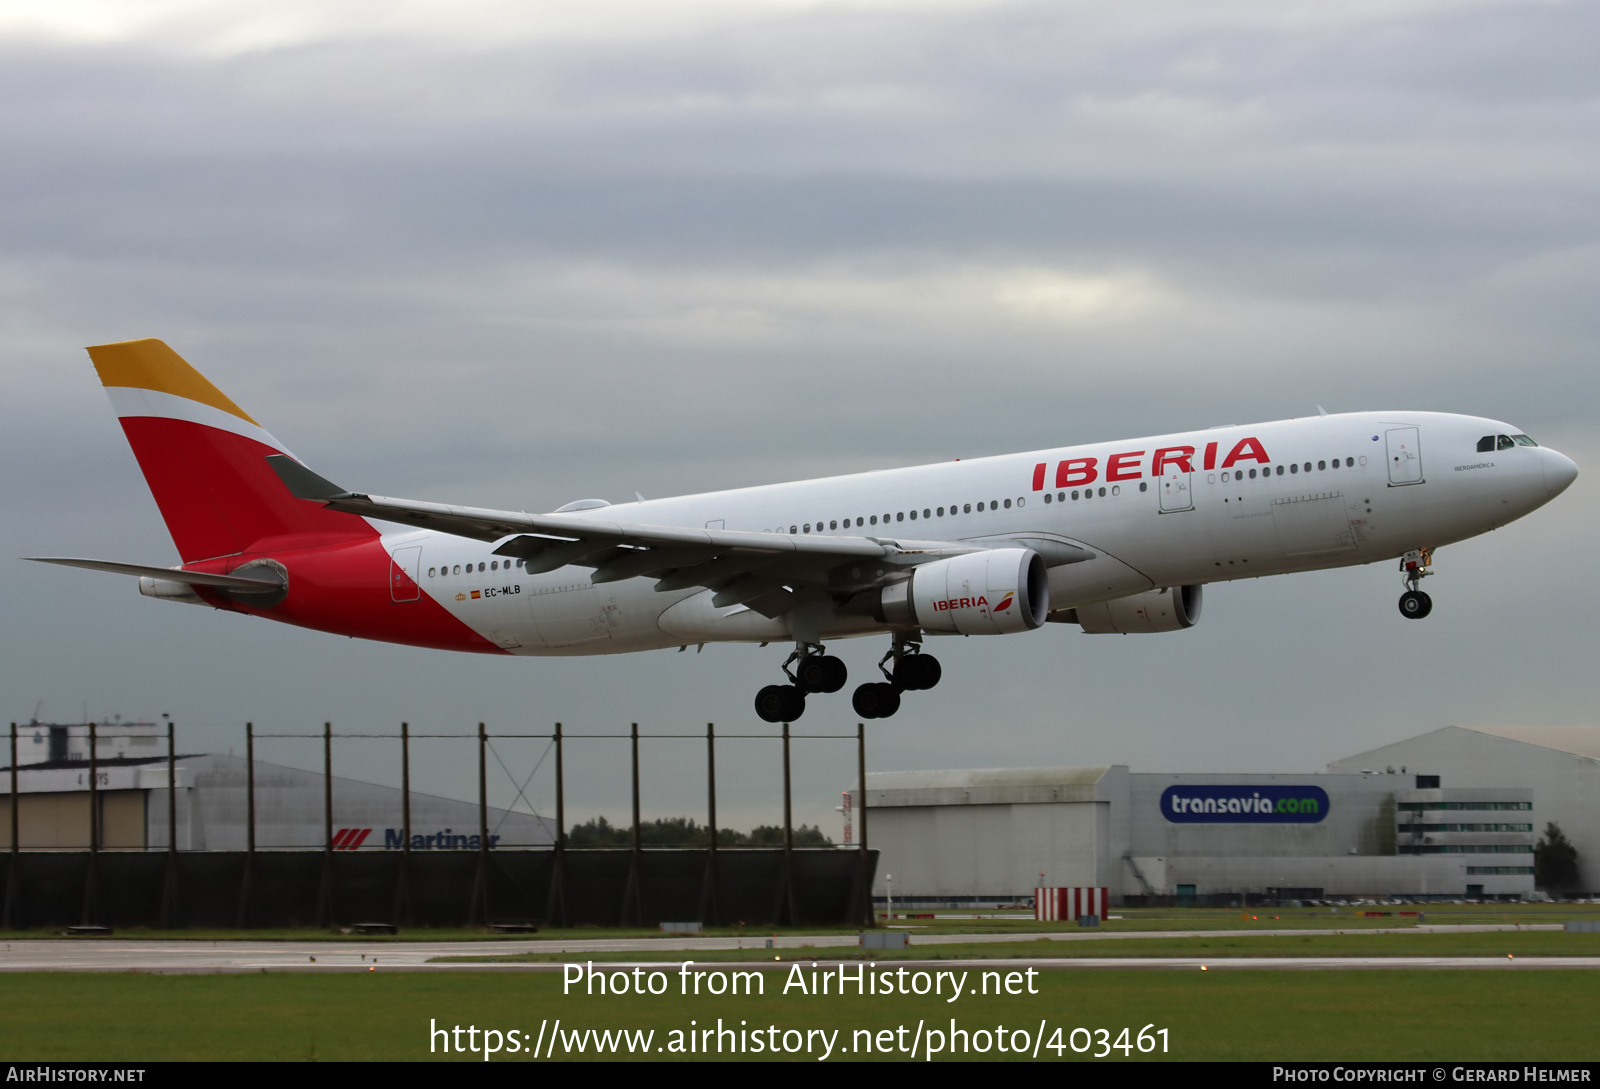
[[25, 557, 286, 591]]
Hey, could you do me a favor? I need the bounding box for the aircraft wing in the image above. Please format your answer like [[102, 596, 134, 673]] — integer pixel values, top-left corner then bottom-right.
[[267, 455, 980, 616]]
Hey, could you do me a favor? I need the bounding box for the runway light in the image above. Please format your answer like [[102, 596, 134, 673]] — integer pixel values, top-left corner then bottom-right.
[[369, 966, 375, 971], [1200, 966, 1208, 971]]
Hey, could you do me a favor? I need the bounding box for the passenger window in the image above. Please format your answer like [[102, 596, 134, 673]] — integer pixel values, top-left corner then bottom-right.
[[1497, 435, 1515, 450], [790, 525, 798, 533], [1072, 491, 1079, 500], [1139, 481, 1147, 492], [990, 499, 999, 509], [1043, 494, 1051, 504], [857, 517, 864, 526], [453, 565, 461, 575], [963, 504, 971, 513], [479, 562, 486, 572], [909, 510, 917, 520], [1477, 436, 1495, 452], [1276, 465, 1284, 475], [1098, 487, 1106, 497], [869, 516, 878, 525], [1249, 469, 1257, 478], [924, 508, 931, 518], [1345, 458, 1354, 467], [896, 512, 904, 522], [428, 567, 436, 578], [1003, 499, 1012, 509], [1057, 492, 1065, 502], [1317, 461, 1325, 471], [830, 520, 837, 530], [1290, 463, 1298, 473]]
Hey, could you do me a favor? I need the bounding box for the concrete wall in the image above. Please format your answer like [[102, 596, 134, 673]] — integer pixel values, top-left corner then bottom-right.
[[868, 801, 1109, 898], [1332, 728, 1599, 892], [143, 755, 556, 851]]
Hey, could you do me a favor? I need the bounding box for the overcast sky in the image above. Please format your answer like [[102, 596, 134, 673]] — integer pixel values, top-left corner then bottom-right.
[[3, 0, 1597, 835]]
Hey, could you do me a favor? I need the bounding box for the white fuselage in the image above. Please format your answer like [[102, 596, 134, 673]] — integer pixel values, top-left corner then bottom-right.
[[390, 411, 1573, 655]]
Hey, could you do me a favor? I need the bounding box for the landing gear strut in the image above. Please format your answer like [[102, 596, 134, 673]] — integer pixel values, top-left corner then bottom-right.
[[1397, 548, 1434, 620], [851, 633, 941, 719], [753, 643, 849, 723]]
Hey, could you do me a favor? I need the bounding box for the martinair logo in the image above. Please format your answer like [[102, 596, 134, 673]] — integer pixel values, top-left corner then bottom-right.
[[331, 827, 505, 849], [932, 596, 988, 613]]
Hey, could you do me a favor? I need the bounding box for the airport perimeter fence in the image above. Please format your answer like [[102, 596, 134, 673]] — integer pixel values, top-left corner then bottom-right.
[[0, 721, 878, 930]]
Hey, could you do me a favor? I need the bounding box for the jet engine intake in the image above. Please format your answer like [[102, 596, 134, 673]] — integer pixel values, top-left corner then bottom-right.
[[1068, 585, 1202, 634], [871, 548, 1048, 634]]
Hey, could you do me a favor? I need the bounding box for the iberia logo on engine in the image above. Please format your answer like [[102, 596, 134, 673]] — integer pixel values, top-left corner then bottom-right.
[[933, 596, 988, 612]]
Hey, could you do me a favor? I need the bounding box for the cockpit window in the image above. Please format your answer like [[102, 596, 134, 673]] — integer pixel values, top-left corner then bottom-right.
[[1497, 435, 1516, 450], [1477, 436, 1495, 453], [1513, 434, 1538, 447]]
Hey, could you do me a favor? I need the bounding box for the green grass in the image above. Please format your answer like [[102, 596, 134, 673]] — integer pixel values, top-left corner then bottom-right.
[[1, 902, 1593, 943], [0, 970, 1594, 1061], [440, 929, 1600, 963]]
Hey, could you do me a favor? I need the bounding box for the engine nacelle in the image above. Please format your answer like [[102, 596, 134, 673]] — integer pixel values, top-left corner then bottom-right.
[[1070, 585, 1202, 634], [875, 548, 1049, 634]]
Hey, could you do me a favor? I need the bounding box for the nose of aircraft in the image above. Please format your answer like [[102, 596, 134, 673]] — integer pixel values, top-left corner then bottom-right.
[[1543, 449, 1579, 496]]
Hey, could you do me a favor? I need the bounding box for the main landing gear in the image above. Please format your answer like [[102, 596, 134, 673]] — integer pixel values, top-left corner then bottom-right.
[[1397, 548, 1434, 620], [851, 635, 942, 720], [753, 644, 848, 723]]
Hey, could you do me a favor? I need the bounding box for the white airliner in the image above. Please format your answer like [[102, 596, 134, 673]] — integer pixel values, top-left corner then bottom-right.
[[32, 339, 1578, 721]]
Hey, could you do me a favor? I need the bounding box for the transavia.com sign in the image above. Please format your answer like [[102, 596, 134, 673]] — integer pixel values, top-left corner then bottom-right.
[[1160, 785, 1331, 824]]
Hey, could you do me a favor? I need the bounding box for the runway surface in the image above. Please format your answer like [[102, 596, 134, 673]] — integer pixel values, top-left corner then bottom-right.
[[0, 924, 1588, 973]]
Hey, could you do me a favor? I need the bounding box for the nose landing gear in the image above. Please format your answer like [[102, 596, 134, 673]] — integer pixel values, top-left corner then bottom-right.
[[1397, 549, 1434, 620], [851, 634, 942, 719], [753, 644, 849, 723]]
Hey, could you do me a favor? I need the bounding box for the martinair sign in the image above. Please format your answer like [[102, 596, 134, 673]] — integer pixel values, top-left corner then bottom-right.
[[1160, 785, 1330, 824]]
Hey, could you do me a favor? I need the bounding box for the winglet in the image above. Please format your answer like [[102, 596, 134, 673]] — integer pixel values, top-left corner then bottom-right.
[[266, 454, 353, 501]]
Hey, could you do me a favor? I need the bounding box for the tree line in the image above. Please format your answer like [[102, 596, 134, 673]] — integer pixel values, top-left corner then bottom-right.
[[567, 815, 834, 847]]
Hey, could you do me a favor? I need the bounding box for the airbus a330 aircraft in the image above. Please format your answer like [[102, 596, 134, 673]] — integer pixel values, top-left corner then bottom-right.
[[33, 339, 1578, 722]]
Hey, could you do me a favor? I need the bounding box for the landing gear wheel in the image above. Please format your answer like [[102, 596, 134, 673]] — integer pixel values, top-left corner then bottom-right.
[[755, 684, 807, 723], [893, 654, 942, 691], [795, 654, 848, 694], [851, 682, 902, 720], [1398, 590, 1432, 620]]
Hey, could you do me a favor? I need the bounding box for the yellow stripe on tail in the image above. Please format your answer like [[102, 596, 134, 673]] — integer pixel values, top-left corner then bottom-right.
[[86, 338, 258, 425]]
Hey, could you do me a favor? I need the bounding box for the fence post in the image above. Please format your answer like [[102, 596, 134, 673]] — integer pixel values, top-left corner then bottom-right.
[[394, 722, 411, 927], [620, 722, 643, 926], [323, 722, 333, 852], [237, 721, 255, 928], [81, 723, 98, 926], [160, 720, 177, 927], [470, 722, 489, 926], [167, 721, 177, 853], [774, 721, 796, 926], [87, 722, 99, 855], [4, 723, 17, 928], [706, 723, 718, 851], [700, 723, 720, 926], [858, 721, 872, 926], [545, 722, 567, 928], [7, 726, 15, 850], [401, 723, 411, 859], [316, 722, 333, 927], [245, 723, 256, 855]]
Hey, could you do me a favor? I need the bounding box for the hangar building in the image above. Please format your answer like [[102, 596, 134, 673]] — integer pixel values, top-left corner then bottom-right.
[[859, 725, 1579, 904], [1, 721, 555, 851]]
